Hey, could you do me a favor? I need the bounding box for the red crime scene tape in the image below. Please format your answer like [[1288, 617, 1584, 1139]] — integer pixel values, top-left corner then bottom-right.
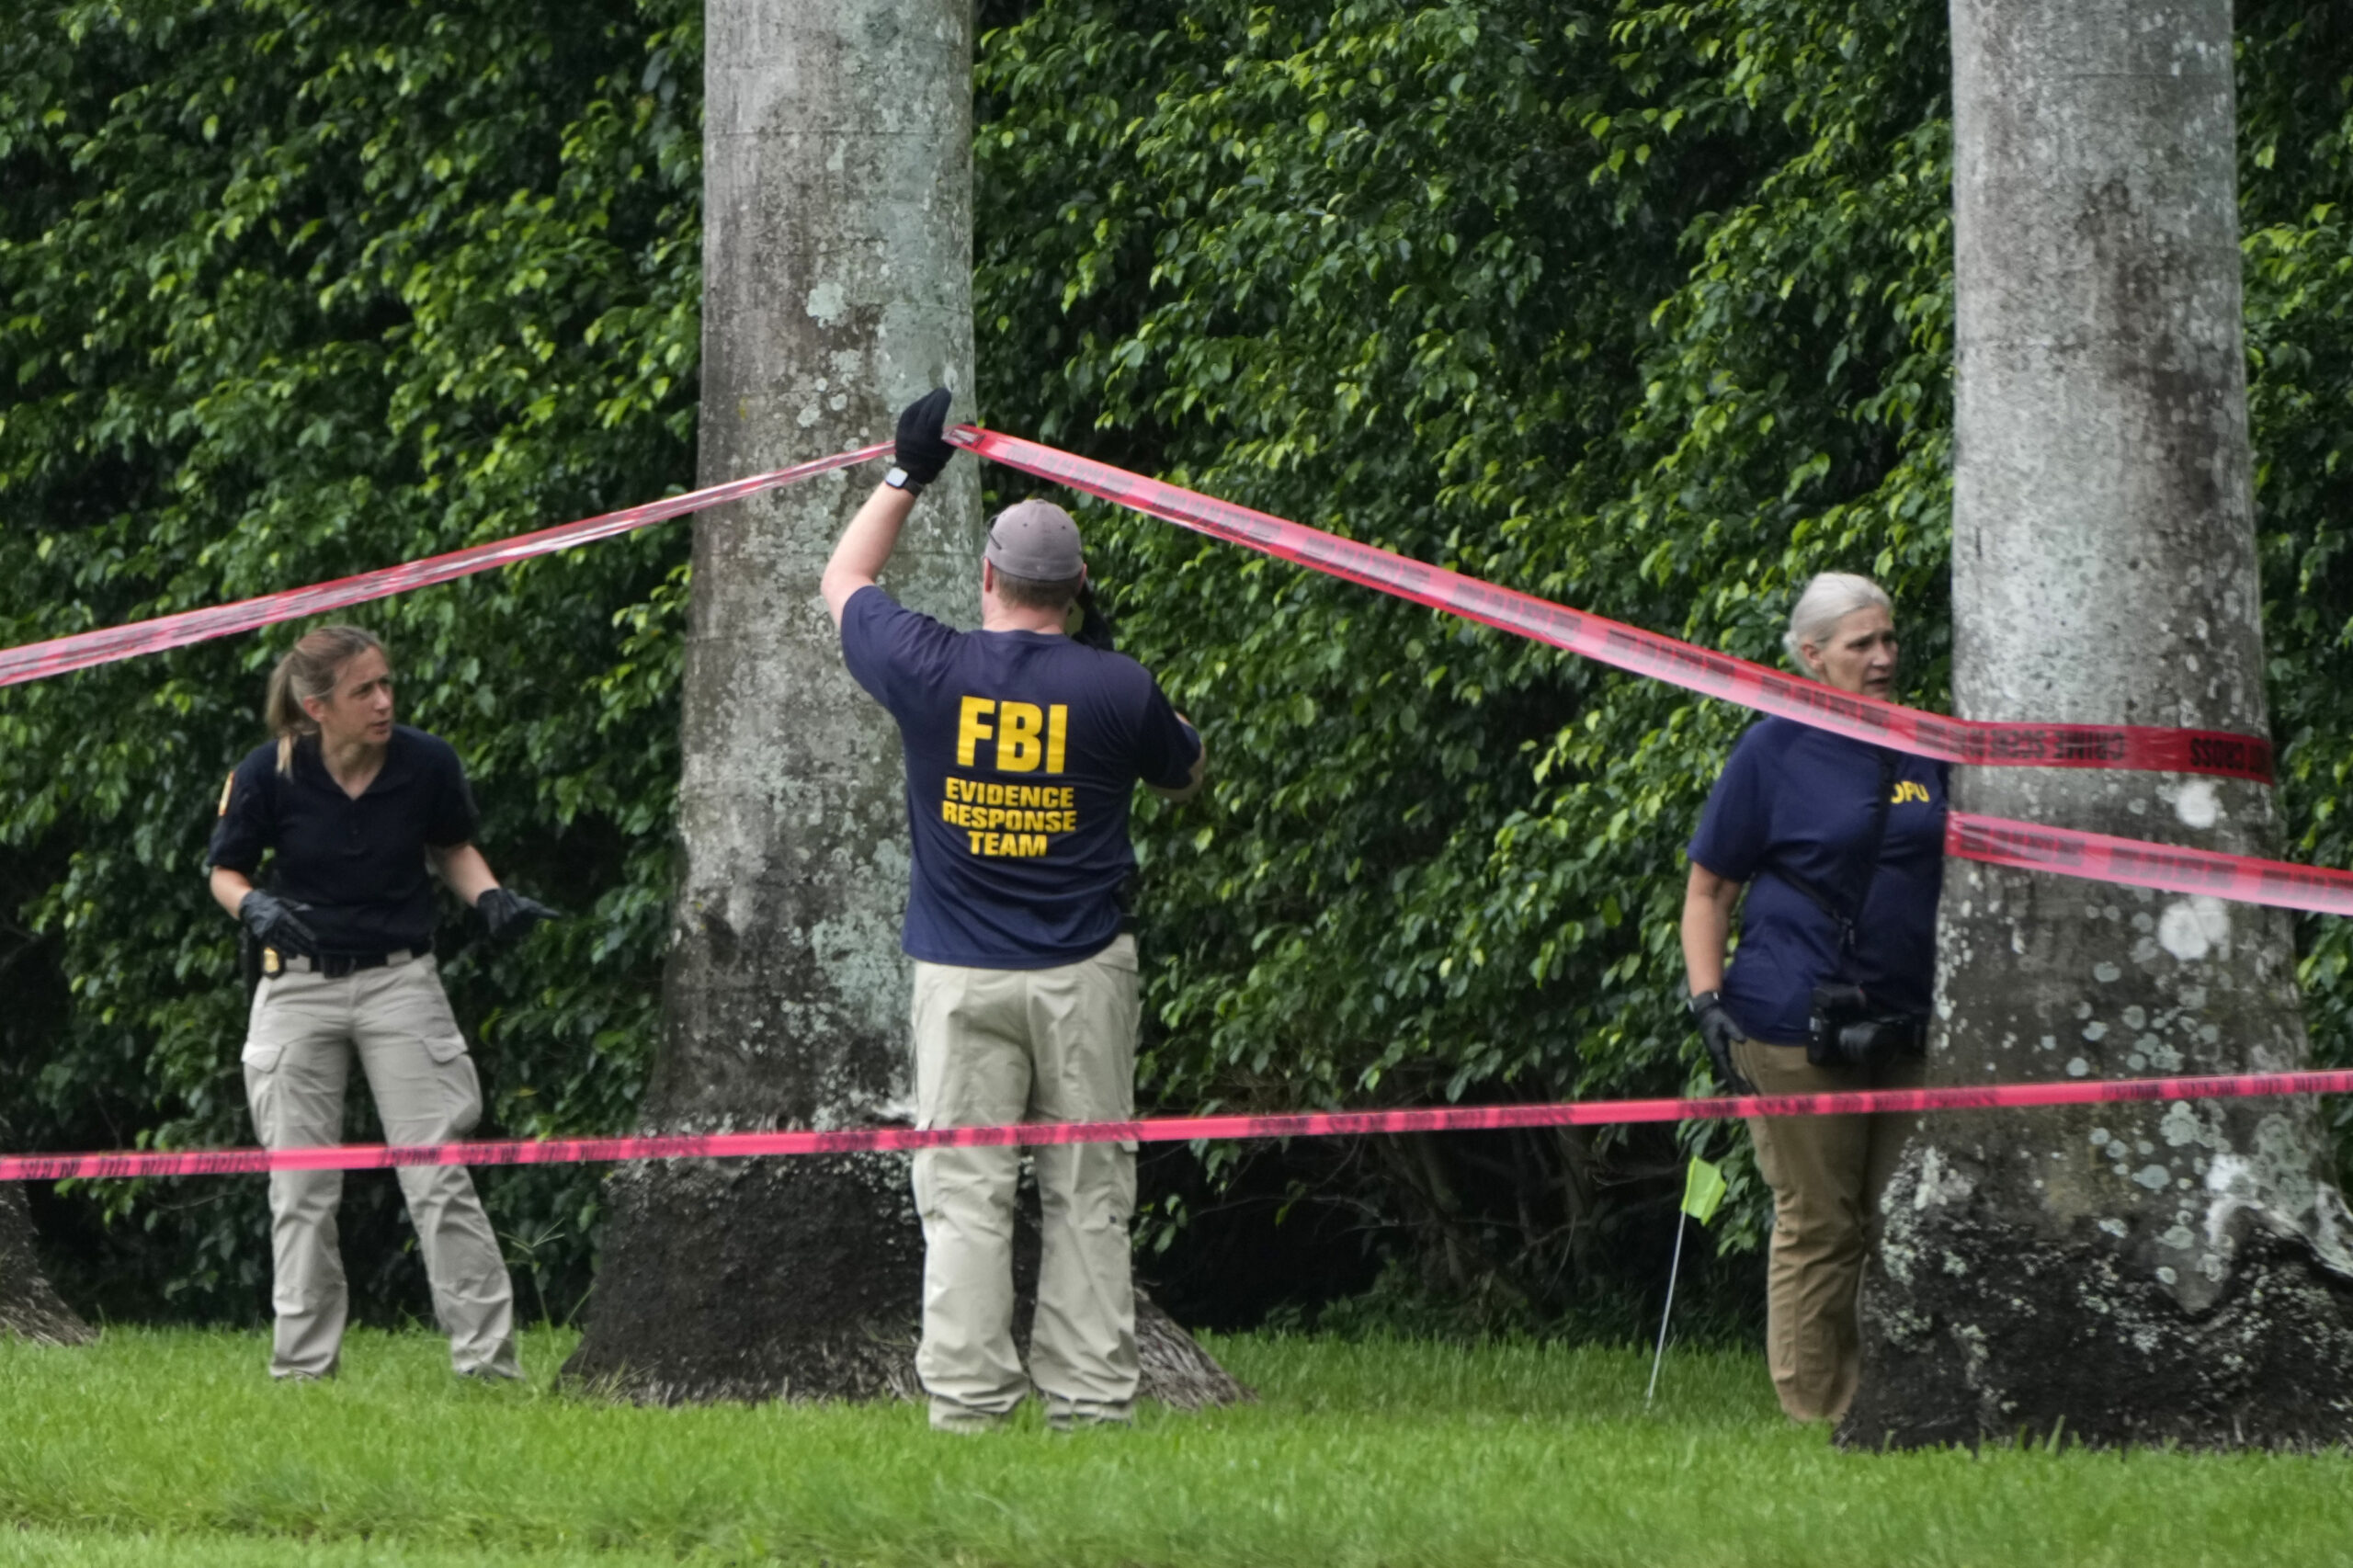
[[954, 428, 2353, 915], [1950, 812, 2353, 918], [0, 425, 2343, 1183], [0, 424, 2276, 782], [13, 1067, 2350, 1182], [0, 444, 891, 690], [953, 426, 2274, 783]]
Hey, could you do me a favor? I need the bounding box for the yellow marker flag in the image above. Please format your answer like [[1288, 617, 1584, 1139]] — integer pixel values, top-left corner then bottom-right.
[[1680, 1156, 1727, 1226]]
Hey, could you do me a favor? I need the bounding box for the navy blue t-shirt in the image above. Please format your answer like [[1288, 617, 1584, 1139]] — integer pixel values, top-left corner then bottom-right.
[[840, 586, 1201, 969], [1687, 718, 1948, 1045], [207, 725, 481, 955]]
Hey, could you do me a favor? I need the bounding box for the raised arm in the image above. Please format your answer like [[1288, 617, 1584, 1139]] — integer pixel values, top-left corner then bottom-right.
[[823, 388, 957, 628], [822, 483, 920, 628]]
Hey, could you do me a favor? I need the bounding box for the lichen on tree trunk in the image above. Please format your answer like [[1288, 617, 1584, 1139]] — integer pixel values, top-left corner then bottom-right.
[[1842, 0, 2353, 1449]]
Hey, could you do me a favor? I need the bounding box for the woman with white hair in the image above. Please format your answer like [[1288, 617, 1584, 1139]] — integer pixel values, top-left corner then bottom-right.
[[1678, 572, 1947, 1424]]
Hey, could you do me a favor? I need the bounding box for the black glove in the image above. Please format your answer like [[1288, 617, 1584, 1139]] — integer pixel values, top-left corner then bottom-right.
[[238, 890, 319, 958], [893, 387, 956, 490], [478, 887, 558, 947], [1689, 990, 1754, 1095], [1070, 577, 1119, 653]]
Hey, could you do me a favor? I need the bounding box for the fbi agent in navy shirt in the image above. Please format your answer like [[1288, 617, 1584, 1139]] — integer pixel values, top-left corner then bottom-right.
[[208, 624, 552, 1381], [1679, 574, 1946, 1426], [824, 391, 1204, 1434]]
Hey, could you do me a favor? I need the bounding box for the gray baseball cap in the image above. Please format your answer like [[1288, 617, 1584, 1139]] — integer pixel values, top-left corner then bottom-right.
[[983, 499, 1085, 581]]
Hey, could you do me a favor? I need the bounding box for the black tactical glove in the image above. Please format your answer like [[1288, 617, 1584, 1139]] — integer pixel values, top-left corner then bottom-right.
[[1689, 990, 1755, 1095], [1070, 577, 1119, 653], [892, 387, 957, 491], [478, 887, 559, 947], [238, 890, 319, 958]]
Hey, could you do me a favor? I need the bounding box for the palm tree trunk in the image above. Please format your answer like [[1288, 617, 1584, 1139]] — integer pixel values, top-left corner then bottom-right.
[[1844, 0, 2353, 1448], [0, 1185, 90, 1346], [563, 0, 1244, 1409]]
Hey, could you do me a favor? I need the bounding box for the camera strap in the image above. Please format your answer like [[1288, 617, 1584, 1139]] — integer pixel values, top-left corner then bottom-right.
[[1764, 747, 1898, 961]]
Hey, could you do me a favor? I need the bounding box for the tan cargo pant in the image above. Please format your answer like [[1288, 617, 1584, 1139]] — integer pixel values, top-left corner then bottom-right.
[[1731, 1036, 1924, 1424], [242, 953, 520, 1381], [911, 934, 1140, 1427]]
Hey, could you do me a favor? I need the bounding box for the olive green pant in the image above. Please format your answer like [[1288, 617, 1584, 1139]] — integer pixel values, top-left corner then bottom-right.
[[1731, 1037, 1923, 1424], [242, 954, 520, 1381], [910, 935, 1140, 1427]]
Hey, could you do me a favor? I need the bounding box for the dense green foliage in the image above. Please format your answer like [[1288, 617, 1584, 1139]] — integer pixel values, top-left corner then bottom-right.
[[976, 0, 1958, 1307], [6, 1326, 2353, 1564], [979, 0, 2353, 1315], [3, 0, 2352, 1326], [0, 0, 703, 1317]]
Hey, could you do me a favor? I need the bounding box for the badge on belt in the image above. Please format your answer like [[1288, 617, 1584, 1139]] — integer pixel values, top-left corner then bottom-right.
[[262, 948, 282, 976]]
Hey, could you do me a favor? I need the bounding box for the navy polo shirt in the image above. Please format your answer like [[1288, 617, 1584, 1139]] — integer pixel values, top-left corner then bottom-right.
[[207, 725, 481, 955], [1688, 718, 1948, 1045], [839, 585, 1200, 969]]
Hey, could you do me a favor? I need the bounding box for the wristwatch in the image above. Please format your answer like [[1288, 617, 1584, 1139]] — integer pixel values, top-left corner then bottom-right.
[[1687, 989, 1722, 1017], [884, 465, 924, 496]]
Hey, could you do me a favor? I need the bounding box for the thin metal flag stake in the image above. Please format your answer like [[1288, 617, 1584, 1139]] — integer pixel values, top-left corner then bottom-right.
[[1645, 1214, 1690, 1406], [1648, 1154, 1727, 1406]]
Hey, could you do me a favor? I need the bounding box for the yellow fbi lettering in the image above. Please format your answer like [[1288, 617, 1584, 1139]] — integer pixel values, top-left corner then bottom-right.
[[956, 697, 1070, 773]]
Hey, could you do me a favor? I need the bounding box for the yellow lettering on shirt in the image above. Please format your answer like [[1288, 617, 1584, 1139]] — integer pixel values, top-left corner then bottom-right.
[[949, 799, 1071, 857], [1891, 780, 1932, 805], [970, 832, 1051, 858], [941, 718, 1084, 856], [950, 704, 1071, 776], [998, 702, 1044, 772], [957, 697, 995, 767]]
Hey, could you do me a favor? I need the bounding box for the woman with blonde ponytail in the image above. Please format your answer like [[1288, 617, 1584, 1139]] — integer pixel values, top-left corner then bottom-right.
[[260, 624, 381, 776], [205, 624, 555, 1381]]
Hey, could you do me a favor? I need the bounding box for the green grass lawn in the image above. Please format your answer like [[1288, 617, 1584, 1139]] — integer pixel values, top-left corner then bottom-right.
[[0, 1326, 2346, 1566]]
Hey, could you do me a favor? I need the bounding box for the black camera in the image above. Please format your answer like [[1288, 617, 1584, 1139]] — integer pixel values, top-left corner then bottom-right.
[[1807, 983, 1926, 1070]]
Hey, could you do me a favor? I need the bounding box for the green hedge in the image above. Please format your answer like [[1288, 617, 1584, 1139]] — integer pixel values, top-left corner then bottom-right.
[[2, 0, 2348, 1328]]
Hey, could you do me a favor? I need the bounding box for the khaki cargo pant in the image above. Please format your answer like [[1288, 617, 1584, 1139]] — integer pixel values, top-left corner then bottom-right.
[[242, 953, 520, 1381], [1731, 1036, 1923, 1424], [911, 934, 1140, 1426]]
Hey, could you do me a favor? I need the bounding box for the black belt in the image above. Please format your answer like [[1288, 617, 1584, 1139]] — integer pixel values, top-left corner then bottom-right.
[[266, 947, 426, 979]]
